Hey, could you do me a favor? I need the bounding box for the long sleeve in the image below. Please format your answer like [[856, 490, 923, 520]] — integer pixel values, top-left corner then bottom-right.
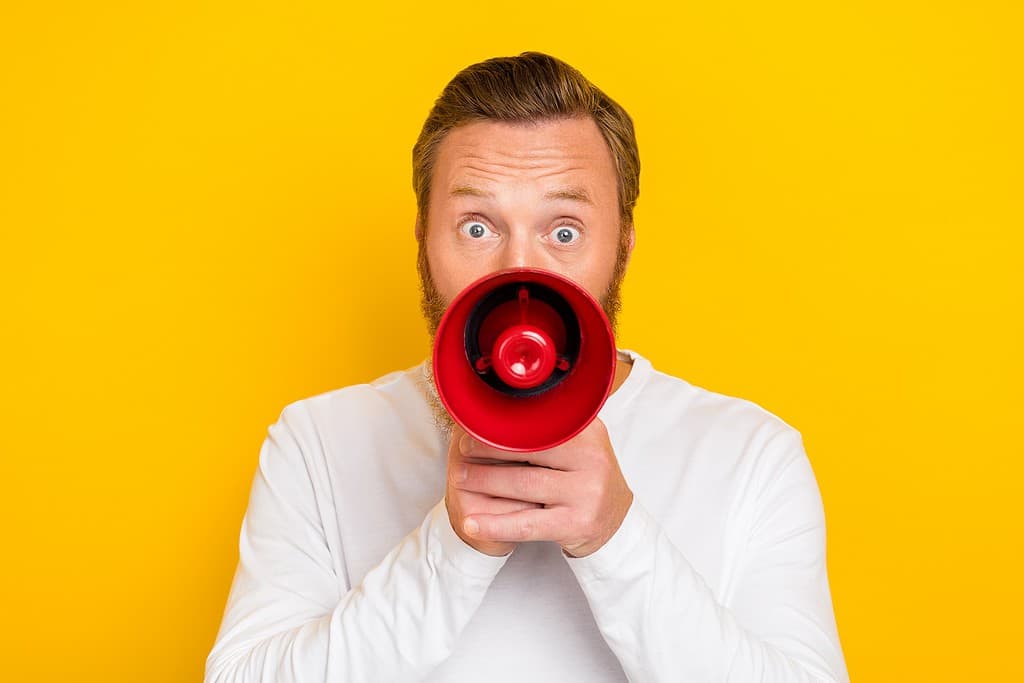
[[564, 427, 848, 682], [205, 405, 509, 682]]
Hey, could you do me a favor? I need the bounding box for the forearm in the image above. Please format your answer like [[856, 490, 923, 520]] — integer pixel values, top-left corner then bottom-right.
[[206, 499, 508, 683], [566, 499, 847, 683]]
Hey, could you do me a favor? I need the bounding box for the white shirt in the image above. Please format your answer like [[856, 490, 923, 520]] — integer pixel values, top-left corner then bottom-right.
[[205, 349, 848, 682]]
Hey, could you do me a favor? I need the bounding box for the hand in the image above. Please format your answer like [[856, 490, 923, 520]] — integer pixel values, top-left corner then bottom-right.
[[445, 423, 543, 557], [449, 417, 634, 558]]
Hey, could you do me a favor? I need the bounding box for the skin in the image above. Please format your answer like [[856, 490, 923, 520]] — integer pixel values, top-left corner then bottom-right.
[[420, 116, 637, 558]]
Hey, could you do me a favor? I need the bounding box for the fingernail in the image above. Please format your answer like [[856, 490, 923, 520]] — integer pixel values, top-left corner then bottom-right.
[[459, 434, 472, 455], [455, 464, 467, 483], [464, 518, 479, 536]]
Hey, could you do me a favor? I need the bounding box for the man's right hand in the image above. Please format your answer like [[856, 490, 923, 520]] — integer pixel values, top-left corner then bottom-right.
[[445, 424, 542, 557]]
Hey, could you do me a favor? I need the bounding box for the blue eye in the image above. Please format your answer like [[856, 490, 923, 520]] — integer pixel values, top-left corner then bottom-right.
[[552, 226, 581, 244], [461, 220, 490, 239]]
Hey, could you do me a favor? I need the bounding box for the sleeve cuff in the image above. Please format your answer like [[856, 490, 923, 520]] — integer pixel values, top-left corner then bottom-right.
[[427, 498, 511, 580], [563, 496, 654, 583]]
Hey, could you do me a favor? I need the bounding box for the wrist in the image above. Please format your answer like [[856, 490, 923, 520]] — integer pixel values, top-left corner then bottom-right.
[[562, 489, 634, 558]]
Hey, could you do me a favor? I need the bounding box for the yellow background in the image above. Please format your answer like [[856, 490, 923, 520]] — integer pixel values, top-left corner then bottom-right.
[[2, 1, 1020, 680]]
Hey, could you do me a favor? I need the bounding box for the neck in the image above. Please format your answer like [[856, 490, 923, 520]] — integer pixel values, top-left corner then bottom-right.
[[610, 352, 634, 395]]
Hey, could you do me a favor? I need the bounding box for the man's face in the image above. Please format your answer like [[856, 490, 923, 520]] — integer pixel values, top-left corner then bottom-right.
[[418, 117, 633, 339]]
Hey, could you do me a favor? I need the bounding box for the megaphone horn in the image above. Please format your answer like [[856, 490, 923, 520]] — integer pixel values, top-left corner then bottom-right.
[[433, 267, 616, 452]]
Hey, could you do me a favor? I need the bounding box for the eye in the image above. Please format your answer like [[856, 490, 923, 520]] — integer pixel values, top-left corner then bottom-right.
[[551, 225, 581, 245], [459, 219, 493, 239]]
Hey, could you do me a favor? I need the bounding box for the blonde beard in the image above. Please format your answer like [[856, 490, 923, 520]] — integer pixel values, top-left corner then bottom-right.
[[417, 355, 456, 443], [414, 232, 630, 441]]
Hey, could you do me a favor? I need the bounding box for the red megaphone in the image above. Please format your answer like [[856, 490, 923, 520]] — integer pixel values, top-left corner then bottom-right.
[[432, 267, 617, 452]]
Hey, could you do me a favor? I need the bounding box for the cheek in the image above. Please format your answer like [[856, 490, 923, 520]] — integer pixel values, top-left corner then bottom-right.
[[426, 237, 487, 301], [573, 243, 620, 298]]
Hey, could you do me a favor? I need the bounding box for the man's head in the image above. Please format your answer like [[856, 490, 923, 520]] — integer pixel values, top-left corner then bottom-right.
[[412, 52, 640, 339]]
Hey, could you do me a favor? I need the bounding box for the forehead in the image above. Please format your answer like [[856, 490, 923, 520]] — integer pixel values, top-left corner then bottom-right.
[[430, 117, 618, 205]]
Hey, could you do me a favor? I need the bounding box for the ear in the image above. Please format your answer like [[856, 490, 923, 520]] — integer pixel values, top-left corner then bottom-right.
[[414, 214, 425, 242]]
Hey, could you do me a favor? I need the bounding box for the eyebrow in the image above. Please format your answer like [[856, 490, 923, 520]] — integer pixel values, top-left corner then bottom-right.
[[449, 184, 594, 205], [449, 184, 493, 199], [544, 186, 593, 205]]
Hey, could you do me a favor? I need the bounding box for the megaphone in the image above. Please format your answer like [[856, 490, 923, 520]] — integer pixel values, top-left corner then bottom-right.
[[432, 267, 616, 452]]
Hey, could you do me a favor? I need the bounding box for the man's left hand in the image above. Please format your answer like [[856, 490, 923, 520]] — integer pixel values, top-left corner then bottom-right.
[[451, 417, 633, 558]]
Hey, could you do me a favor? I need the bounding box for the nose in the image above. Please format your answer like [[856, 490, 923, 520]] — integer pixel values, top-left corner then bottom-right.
[[498, 228, 539, 271]]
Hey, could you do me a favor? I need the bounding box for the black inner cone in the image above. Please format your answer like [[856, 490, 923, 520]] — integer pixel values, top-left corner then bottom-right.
[[463, 281, 581, 398]]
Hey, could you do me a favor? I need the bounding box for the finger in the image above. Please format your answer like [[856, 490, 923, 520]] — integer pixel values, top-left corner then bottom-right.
[[447, 423, 467, 459], [454, 462, 566, 505], [463, 507, 570, 544], [448, 448, 510, 474], [456, 489, 544, 514], [464, 457, 527, 466], [458, 432, 532, 463], [449, 430, 524, 469], [497, 417, 611, 471]]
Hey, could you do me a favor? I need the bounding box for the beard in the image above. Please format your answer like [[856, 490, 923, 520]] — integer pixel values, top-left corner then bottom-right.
[[414, 228, 631, 441]]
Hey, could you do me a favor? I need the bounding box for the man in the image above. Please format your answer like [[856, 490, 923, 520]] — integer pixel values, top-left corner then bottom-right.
[[206, 52, 848, 682]]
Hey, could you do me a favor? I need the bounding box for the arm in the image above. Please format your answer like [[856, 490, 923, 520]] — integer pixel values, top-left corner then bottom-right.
[[205, 405, 509, 683], [563, 428, 849, 682]]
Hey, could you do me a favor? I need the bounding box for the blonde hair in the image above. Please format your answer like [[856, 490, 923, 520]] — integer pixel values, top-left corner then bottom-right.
[[412, 51, 640, 233]]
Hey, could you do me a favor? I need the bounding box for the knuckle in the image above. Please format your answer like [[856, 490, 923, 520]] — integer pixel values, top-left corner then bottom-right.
[[576, 508, 599, 536], [582, 477, 604, 502]]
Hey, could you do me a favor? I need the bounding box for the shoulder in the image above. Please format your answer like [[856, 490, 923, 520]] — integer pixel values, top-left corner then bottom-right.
[[624, 349, 799, 440], [267, 362, 434, 452], [663, 372, 794, 436], [620, 350, 806, 479]]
